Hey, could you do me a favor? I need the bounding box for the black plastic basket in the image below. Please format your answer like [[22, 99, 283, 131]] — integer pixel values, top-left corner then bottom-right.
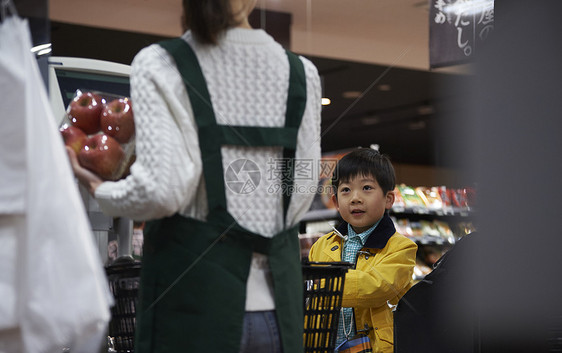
[[303, 261, 353, 353], [105, 259, 141, 353]]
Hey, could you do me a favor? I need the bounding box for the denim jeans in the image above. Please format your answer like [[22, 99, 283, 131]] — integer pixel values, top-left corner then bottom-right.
[[239, 311, 282, 353]]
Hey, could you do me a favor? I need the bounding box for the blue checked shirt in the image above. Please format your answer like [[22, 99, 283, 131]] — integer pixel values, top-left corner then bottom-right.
[[335, 221, 380, 347]]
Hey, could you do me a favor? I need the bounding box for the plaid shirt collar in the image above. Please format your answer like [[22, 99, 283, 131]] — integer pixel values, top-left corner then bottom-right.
[[347, 222, 377, 246], [335, 212, 396, 249]]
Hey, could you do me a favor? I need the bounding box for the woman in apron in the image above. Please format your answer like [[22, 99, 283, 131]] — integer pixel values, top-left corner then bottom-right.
[[67, 0, 322, 352]]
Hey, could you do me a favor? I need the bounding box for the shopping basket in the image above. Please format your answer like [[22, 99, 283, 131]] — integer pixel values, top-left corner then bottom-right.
[[105, 257, 141, 353], [303, 261, 353, 353]]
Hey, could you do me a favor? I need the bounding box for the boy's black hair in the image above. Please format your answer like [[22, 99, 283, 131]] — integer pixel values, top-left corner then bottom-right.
[[331, 148, 396, 196]]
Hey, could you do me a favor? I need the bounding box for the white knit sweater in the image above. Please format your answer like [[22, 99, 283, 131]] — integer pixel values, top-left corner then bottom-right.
[[94, 28, 322, 310]]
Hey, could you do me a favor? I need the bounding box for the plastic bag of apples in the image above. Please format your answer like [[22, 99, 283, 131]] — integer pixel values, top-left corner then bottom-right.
[[59, 89, 136, 181]]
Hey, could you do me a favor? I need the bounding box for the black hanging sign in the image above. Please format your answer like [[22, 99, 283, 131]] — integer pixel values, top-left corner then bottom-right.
[[429, 0, 494, 68]]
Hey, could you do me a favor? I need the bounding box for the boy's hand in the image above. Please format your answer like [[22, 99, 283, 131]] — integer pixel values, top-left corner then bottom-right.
[[65, 146, 103, 196]]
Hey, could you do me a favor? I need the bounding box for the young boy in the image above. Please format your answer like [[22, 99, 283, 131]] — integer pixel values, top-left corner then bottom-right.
[[308, 148, 417, 353]]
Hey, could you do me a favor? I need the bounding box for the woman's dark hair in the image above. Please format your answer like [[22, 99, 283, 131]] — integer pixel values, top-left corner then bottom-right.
[[182, 0, 240, 45], [331, 148, 396, 196]]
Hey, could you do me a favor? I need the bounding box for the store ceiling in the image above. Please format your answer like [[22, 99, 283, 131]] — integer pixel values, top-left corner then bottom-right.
[[310, 55, 470, 166], [49, 0, 473, 167], [50, 0, 435, 70]]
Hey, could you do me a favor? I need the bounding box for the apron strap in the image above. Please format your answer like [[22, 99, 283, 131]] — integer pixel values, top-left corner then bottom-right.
[[158, 38, 216, 127], [158, 38, 307, 226], [159, 38, 226, 213], [198, 125, 299, 149], [284, 50, 307, 129], [282, 50, 307, 219]]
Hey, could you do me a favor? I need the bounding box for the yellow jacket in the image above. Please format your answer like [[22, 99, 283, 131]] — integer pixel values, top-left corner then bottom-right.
[[308, 214, 417, 353]]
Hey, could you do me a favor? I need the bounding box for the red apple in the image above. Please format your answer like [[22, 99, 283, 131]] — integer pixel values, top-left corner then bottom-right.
[[78, 134, 125, 180], [59, 124, 87, 154], [68, 92, 104, 134], [100, 98, 135, 143]]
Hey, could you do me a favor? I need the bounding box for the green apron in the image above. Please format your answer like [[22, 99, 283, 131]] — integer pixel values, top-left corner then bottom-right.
[[134, 38, 307, 353]]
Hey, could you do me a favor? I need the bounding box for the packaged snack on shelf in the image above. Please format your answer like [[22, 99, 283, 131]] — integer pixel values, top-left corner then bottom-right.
[[59, 89, 135, 181], [433, 220, 455, 243], [449, 188, 469, 209], [464, 186, 477, 208], [415, 186, 443, 212], [392, 186, 406, 212], [437, 186, 455, 213], [392, 217, 413, 237], [409, 221, 424, 238], [437, 186, 451, 206], [397, 184, 426, 211], [420, 220, 441, 238]]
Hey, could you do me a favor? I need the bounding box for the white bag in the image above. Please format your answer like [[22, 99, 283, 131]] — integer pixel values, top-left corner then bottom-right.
[[0, 16, 26, 214], [0, 14, 112, 353], [0, 9, 27, 342]]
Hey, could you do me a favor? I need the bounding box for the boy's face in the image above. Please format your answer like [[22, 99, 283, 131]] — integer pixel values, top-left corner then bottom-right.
[[332, 174, 394, 234]]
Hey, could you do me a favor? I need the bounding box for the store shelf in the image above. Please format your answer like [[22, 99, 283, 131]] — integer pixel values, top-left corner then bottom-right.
[[302, 206, 473, 223], [410, 234, 456, 246], [390, 206, 473, 218], [301, 207, 473, 246]]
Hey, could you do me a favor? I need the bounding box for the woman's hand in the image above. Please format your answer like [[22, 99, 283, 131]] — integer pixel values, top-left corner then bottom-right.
[[65, 146, 103, 196]]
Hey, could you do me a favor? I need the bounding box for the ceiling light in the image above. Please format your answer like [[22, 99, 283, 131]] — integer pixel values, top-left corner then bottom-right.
[[377, 84, 392, 91], [361, 116, 380, 125], [408, 121, 427, 130], [417, 105, 435, 115], [321, 98, 331, 106], [35, 48, 52, 56], [31, 43, 51, 56], [342, 91, 362, 99]]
